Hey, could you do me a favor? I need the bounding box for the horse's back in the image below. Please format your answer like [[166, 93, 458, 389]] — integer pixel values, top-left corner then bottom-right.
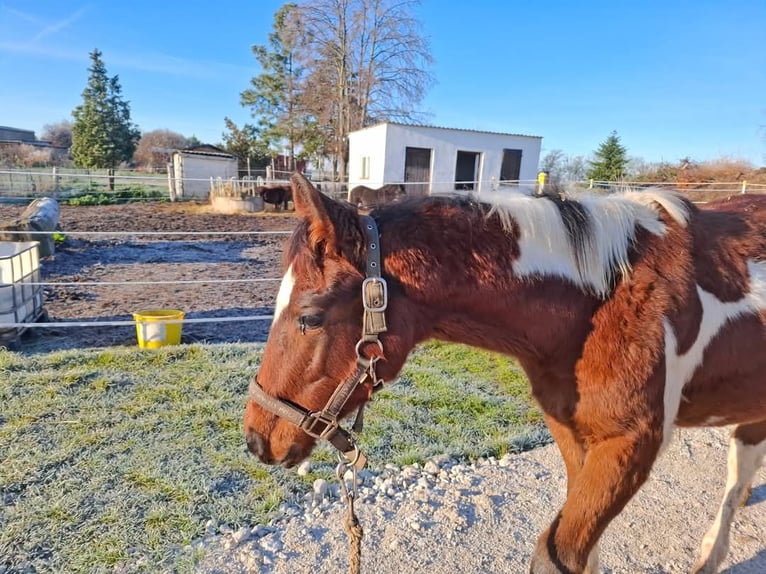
[[674, 193, 765, 427]]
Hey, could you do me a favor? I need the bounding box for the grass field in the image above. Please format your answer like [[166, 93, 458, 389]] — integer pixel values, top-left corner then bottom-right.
[[0, 341, 546, 572]]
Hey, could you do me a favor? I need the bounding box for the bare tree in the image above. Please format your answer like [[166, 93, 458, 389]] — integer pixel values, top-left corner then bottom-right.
[[540, 149, 588, 183], [298, 0, 434, 179], [133, 129, 189, 172], [41, 121, 73, 149], [241, 0, 432, 182]]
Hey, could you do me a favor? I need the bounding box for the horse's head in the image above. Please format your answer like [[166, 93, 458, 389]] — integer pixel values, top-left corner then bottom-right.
[[244, 173, 414, 467], [389, 184, 407, 203]]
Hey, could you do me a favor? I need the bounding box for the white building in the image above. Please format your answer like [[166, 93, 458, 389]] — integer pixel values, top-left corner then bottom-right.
[[171, 145, 238, 199], [347, 122, 542, 196]]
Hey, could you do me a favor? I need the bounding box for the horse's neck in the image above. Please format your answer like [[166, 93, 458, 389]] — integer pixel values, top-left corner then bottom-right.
[[380, 205, 599, 365]]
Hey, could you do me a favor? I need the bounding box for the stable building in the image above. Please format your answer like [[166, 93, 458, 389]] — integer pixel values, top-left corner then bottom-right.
[[170, 145, 238, 199], [347, 122, 542, 196]]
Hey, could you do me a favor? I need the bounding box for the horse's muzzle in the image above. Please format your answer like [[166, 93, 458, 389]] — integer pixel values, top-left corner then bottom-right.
[[246, 430, 272, 464], [245, 430, 302, 468]]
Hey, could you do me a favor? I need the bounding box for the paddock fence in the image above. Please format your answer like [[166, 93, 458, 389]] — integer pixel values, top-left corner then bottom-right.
[[0, 174, 763, 348]]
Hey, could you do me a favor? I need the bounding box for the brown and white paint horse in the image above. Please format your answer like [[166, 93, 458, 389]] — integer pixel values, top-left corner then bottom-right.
[[244, 173, 765, 573]]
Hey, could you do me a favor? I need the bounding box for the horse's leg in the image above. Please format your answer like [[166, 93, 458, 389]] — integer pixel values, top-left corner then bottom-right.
[[544, 417, 600, 574], [546, 416, 586, 495], [529, 431, 662, 574], [692, 419, 766, 574]]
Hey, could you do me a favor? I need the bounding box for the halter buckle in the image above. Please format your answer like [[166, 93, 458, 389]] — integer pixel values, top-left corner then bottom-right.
[[362, 277, 388, 312], [300, 411, 339, 440]]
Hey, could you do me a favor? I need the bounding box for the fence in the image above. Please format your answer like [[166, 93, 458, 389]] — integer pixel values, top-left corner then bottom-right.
[[0, 168, 349, 203], [0, 175, 763, 347], [0, 167, 168, 200], [3, 167, 764, 205], [0, 224, 292, 347]]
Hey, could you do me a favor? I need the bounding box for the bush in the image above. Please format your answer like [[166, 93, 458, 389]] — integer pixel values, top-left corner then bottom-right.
[[63, 186, 167, 205]]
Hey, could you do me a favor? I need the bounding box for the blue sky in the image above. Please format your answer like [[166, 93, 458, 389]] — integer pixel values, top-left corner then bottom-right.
[[1, 0, 764, 165]]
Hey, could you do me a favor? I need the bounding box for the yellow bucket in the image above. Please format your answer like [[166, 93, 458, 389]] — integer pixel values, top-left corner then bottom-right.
[[133, 309, 185, 349]]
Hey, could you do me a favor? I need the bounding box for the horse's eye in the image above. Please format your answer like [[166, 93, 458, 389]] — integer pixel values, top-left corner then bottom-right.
[[298, 313, 323, 334]]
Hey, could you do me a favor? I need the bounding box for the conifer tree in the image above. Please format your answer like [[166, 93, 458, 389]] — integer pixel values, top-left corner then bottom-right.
[[241, 4, 305, 170], [71, 49, 140, 175], [586, 131, 629, 182]]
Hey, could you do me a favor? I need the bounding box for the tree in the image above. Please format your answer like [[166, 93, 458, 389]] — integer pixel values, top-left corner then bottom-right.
[[540, 149, 587, 183], [185, 135, 202, 148], [242, 0, 434, 181], [540, 149, 565, 182], [221, 117, 270, 171], [241, 3, 306, 170], [71, 49, 140, 182], [298, 0, 434, 180], [41, 121, 73, 149], [133, 129, 189, 171], [586, 131, 629, 183]]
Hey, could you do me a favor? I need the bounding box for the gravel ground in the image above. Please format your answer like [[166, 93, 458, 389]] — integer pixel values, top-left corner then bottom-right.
[[194, 427, 765, 574]]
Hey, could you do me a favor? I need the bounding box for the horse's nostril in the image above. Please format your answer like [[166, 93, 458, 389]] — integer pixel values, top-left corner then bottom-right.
[[246, 431, 270, 462], [280, 444, 302, 469]]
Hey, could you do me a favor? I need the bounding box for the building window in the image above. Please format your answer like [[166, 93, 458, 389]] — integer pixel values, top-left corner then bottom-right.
[[361, 156, 371, 179]]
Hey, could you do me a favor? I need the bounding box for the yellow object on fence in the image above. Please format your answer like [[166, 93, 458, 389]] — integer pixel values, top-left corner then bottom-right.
[[133, 309, 185, 348]]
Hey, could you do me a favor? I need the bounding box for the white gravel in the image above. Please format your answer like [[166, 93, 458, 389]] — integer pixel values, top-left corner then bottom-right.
[[193, 427, 765, 573]]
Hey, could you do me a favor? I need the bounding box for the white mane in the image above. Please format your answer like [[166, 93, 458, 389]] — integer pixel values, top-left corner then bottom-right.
[[476, 188, 690, 297]]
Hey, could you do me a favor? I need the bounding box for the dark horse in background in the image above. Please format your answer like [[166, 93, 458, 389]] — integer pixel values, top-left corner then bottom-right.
[[245, 173, 765, 573], [258, 184, 293, 211], [349, 183, 406, 209]]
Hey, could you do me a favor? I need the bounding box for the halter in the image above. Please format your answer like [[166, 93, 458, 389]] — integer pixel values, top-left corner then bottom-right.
[[248, 214, 387, 471]]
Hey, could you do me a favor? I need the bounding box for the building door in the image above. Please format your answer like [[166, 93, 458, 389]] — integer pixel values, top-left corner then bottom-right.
[[404, 147, 432, 196], [454, 150, 481, 190], [500, 149, 523, 183]]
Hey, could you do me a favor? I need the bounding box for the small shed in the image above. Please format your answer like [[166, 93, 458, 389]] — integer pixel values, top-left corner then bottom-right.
[[170, 145, 238, 200], [347, 122, 542, 196]]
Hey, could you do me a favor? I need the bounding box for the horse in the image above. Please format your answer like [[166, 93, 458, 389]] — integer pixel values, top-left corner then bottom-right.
[[258, 184, 293, 211], [244, 172, 765, 574], [349, 183, 406, 209]]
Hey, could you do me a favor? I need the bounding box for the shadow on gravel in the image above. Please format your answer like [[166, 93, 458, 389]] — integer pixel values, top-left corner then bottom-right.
[[721, 548, 766, 574]]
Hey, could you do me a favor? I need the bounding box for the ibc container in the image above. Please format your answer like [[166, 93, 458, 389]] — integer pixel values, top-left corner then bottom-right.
[[0, 241, 44, 345]]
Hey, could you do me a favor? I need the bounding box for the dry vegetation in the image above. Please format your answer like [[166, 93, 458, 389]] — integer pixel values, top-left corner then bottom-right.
[[633, 157, 766, 202]]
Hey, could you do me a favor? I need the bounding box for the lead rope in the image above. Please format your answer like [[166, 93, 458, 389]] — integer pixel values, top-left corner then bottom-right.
[[337, 456, 363, 574]]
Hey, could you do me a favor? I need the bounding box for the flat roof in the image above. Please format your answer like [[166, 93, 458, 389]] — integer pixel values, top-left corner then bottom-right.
[[352, 121, 542, 139]]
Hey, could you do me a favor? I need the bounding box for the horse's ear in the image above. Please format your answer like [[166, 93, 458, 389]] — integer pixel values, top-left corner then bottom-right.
[[290, 172, 360, 258]]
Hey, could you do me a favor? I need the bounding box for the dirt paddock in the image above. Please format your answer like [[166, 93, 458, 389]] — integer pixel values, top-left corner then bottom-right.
[[0, 201, 298, 353]]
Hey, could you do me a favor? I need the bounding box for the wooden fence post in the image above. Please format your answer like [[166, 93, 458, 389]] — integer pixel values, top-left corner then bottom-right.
[[741, 180, 747, 194]]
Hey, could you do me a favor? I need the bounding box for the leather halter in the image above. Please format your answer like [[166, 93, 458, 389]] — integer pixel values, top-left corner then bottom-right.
[[248, 215, 387, 470]]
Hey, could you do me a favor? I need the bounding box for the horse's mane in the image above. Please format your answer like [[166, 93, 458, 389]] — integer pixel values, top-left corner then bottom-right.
[[486, 187, 691, 297], [375, 187, 691, 298]]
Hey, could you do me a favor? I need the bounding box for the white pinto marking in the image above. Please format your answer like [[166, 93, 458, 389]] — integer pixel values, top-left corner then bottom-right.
[[693, 435, 766, 573], [481, 189, 688, 298], [273, 264, 295, 323], [661, 260, 766, 452]]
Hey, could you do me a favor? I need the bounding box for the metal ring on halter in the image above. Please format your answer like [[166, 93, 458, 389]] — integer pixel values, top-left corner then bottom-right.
[[355, 338, 383, 360], [336, 448, 360, 498], [338, 443, 363, 468]]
